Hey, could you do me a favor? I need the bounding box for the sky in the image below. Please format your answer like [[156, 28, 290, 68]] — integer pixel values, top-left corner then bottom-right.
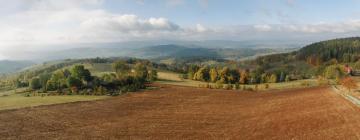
[[1, 0, 360, 59]]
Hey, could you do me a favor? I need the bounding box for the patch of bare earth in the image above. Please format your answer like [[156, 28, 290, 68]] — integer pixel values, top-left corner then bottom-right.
[[0, 85, 359, 140]]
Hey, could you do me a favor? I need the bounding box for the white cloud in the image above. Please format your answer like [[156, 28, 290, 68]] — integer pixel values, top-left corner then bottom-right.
[[254, 24, 272, 32], [2, 0, 360, 52], [253, 20, 360, 33], [81, 15, 179, 32], [195, 24, 208, 32], [0, 1, 185, 47], [298, 21, 360, 33]]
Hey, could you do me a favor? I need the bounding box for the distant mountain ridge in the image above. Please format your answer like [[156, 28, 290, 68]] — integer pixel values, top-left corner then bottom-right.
[[0, 42, 298, 74], [45, 44, 293, 61], [0, 60, 35, 74]]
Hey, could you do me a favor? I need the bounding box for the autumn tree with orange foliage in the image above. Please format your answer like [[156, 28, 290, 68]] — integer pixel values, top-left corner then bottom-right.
[[340, 77, 358, 92]]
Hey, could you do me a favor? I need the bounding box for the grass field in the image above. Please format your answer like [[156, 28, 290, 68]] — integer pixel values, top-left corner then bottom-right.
[[61, 63, 113, 77], [156, 71, 319, 91], [0, 89, 108, 110], [0, 84, 358, 139]]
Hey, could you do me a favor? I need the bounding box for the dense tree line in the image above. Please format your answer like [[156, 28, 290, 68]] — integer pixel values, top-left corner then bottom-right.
[[27, 61, 157, 96], [182, 65, 290, 85], [297, 37, 360, 65]]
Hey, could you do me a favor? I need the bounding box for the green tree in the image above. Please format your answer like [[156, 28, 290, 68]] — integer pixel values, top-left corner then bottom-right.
[[134, 63, 148, 79], [112, 61, 130, 78], [187, 65, 199, 80], [285, 75, 290, 82], [147, 69, 158, 82], [30, 77, 41, 90], [39, 72, 51, 90], [67, 76, 83, 89], [101, 73, 117, 83], [46, 70, 67, 91], [63, 69, 71, 78], [71, 65, 92, 83], [260, 73, 267, 83], [323, 65, 344, 79]]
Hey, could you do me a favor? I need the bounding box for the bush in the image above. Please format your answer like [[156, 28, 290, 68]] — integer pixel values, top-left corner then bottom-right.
[[317, 76, 328, 86], [223, 84, 231, 90], [233, 84, 240, 90], [264, 84, 270, 89], [205, 83, 210, 88], [179, 74, 188, 80], [246, 87, 254, 91], [215, 81, 223, 89], [301, 81, 310, 86]]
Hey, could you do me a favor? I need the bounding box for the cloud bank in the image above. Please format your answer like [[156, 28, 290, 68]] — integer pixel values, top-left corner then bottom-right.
[[0, 0, 360, 50]]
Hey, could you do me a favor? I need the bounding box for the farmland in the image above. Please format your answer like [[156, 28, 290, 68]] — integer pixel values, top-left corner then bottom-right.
[[156, 71, 319, 91], [0, 84, 358, 139], [0, 94, 107, 111]]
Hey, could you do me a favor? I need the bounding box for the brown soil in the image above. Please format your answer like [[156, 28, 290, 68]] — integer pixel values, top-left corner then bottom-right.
[[0, 85, 359, 140]]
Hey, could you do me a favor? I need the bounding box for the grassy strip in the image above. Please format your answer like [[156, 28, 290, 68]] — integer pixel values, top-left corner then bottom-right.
[[0, 94, 108, 110]]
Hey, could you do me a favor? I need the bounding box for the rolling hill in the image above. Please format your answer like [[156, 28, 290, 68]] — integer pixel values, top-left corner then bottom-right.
[[0, 60, 35, 74], [0, 41, 298, 74], [255, 37, 360, 64], [40, 44, 292, 61]]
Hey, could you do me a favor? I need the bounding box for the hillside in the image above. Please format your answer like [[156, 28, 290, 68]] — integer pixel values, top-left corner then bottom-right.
[[297, 37, 360, 63], [0, 44, 291, 75], [249, 37, 360, 81], [0, 60, 35, 74], [255, 37, 360, 65], [45, 44, 287, 61]]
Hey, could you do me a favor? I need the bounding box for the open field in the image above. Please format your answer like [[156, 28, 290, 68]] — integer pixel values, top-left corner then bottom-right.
[[0, 94, 108, 111], [0, 88, 108, 111], [0, 84, 359, 139]]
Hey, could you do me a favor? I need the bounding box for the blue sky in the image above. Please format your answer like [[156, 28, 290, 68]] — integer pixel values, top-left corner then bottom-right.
[[101, 0, 360, 26], [1, 0, 360, 55]]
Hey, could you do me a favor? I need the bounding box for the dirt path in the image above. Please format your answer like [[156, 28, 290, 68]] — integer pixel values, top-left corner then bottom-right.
[[0, 85, 359, 140]]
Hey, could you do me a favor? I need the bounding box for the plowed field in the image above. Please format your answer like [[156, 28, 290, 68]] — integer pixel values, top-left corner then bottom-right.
[[0, 85, 359, 140]]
